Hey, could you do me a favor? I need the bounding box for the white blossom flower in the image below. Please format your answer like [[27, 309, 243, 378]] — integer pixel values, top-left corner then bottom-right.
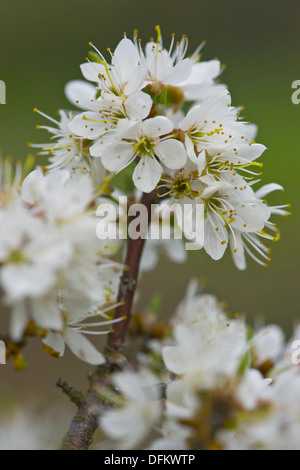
[[178, 59, 226, 102], [230, 183, 290, 270], [179, 90, 258, 162], [134, 27, 192, 90], [163, 320, 247, 390], [101, 116, 187, 192], [0, 165, 122, 351], [68, 90, 152, 158], [81, 37, 146, 98], [29, 109, 83, 170], [174, 277, 228, 333], [100, 369, 162, 449], [221, 368, 300, 450]]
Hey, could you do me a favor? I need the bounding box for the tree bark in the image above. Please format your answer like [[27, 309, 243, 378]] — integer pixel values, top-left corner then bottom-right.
[[60, 190, 157, 450]]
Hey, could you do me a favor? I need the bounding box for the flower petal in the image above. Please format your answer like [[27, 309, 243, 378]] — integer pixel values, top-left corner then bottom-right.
[[204, 211, 228, 260], [113, 38, 140, 84], [43, 331, 65, 357], [125, 91, 152, 120], [80, 62, 105, 83], [64, 328, 105, 365], [68, 112, 106, 139], [154, 139, 187, 169], [64, 80, 96, 109], [142, 116, 173, 139], [101, 142, 134, 172], [164, 58, 193, 86], [133, 156, 162, 193]]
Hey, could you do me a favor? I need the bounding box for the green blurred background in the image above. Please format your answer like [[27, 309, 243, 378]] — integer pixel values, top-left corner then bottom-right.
[[0, 0, 299, 413]]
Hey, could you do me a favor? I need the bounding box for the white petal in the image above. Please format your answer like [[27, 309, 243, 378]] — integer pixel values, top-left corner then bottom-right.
[[230, 231, 246, 271], [255, 183, 284, 200], [154, 139, 187, 169], [133, 156, 162, 193], [113, 38, 140, 84], [236, 369, 271, 410], [31, 298, 64, 331], [163, 346, 188, 375], [9, 303, 28, 342], [0, 264, 56, 301], [43, 331, 65, 357], [123, 65, 145, 95], [101, 404, 154, 449], [142, 116, 173, 139], [115, 118, 142, 140], [239, 143, 266, 161], [101, 142, 134, 172], [64, 80, 96, 109], [165, 58, 193, 85], [253, 325, 284, 364], [125, 91, 152, 120], [80, 62, 105, 83], [204, 212, 228, 260], [89, 137, 110, 157], [64, 328, 105, 365], [68, 112, 105, 139]]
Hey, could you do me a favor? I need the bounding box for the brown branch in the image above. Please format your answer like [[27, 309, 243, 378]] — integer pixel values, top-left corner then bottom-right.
[[107, 189, 157, 352], [60, 190, 157, 450], [60, 350, 126, 450], [56, 379, 84, 408]]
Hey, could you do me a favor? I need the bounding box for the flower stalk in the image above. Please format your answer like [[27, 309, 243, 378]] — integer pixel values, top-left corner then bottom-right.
[[60, 189, 157, 450]]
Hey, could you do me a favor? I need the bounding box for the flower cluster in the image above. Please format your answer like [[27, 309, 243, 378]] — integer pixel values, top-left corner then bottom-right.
[[99, 279, 300, 450], [0, 26, 294, 451], [30, 26, 290, 269], [0, 158, 122, 364]]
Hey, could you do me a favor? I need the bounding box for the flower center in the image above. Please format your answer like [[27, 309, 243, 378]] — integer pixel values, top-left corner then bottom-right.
[[168, 171, 201, 199], [133, 138, 154, 157], [6, 249, 26, 265]]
